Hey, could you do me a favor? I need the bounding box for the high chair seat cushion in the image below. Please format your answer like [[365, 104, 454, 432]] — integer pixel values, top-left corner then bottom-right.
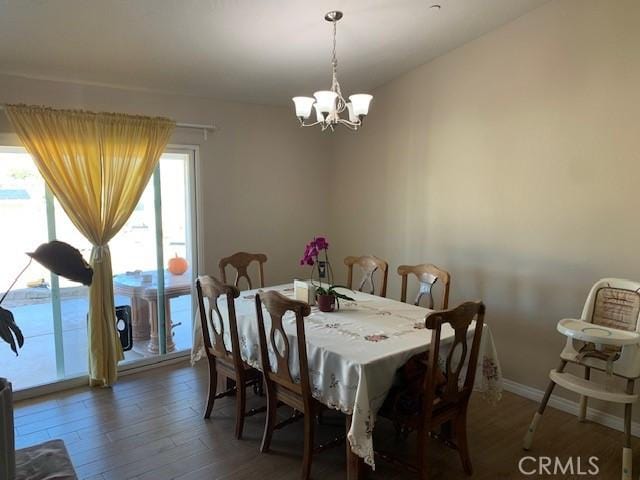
[[550, 369, 638, 404]]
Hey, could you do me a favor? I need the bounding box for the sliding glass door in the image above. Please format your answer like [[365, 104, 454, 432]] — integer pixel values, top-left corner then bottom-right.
[[0, 146, 198, 390]]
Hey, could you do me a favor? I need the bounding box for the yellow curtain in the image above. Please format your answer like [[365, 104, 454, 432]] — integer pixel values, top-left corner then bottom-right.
[[5, 104, 175, 387]]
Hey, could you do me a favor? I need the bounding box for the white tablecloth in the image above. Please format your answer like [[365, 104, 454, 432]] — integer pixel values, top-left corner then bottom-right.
[[191, 284, 502, 468]]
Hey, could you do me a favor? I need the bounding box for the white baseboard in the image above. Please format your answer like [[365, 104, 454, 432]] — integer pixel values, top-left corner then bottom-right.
[[503, 377, 640, 438]]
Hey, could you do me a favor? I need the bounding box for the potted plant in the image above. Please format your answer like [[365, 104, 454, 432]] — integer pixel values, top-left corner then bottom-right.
[[299, 236, 354, 312]]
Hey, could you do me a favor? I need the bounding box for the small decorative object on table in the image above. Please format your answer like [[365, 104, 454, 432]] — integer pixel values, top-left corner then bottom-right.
[[167, 253, 189, 276], [293, 279, 315, 305], [299, 236, 354, 312]]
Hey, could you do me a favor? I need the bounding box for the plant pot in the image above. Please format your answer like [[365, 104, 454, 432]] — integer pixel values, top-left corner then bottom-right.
[[0, 378, 15, 480], [317, 294, 335, 312]]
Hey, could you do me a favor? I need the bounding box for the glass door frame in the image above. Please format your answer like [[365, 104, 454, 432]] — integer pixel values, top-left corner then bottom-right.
[[146, 144, 200, 360], [2, 143, 201, 398]]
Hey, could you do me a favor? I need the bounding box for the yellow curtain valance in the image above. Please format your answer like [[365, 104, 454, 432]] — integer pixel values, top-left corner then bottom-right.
[[5, 103, 175, 387]]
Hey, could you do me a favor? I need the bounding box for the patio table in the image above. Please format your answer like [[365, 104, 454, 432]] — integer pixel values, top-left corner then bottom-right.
[[114, 269, 192, 353]]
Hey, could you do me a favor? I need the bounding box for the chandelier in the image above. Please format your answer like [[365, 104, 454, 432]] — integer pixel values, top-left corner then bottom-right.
[[292, 11, 373, 132]]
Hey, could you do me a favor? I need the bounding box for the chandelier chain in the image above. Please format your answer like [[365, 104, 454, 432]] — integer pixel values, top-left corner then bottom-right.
[[330, 17, 345, 110], [332, 20, 337, 73]]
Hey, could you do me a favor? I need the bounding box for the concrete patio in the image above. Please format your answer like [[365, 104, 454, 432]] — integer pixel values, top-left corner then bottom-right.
[[0, 286, 193, 391]]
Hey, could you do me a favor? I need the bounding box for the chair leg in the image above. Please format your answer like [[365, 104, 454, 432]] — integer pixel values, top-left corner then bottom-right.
[[523, 380, 554, 450], [523, 360, 566, 450], [578, 367, 590, 422], [226, 377, 236, 395], [235, 374, 247, 440], [260, 389, 277, 453], [623, 403, 632, 480], [253, 373, 265, 396], [440, 419, 453, 442], [416, 423, 429, 480], [454, 407, 473, 475], [301, 410, 315, 480], [204, 357, 218, 419]]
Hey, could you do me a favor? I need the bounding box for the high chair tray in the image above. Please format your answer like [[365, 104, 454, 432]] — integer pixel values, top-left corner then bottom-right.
[[557, 318, 640, 346]]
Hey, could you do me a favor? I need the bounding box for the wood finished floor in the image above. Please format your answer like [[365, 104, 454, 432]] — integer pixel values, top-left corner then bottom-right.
[[13, 361, 638, 480]]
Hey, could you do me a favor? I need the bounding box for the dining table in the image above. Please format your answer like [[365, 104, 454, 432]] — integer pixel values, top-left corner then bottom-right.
[[191, 283, 503, 479]]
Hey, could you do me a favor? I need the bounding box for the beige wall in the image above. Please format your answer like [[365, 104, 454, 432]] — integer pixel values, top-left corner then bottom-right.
[[329, 0, 640, 414], [3, 0, 640, 420], [0, 73, 329, 284]]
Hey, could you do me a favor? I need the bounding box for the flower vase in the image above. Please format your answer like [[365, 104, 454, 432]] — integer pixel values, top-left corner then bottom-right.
[[317, 294, 335, 312]]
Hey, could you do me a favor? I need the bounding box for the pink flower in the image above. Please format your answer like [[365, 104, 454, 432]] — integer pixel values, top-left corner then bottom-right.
[[300, 236, 330, 267], [315, 237, 329, 250]]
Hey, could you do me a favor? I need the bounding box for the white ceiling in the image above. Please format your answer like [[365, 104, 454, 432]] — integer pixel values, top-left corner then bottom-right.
[[0, 0, 549, 105]]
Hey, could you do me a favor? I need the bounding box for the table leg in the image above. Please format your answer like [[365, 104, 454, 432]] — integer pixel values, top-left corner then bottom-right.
[[147, 297, 177, 354], [131, 296, 150, 341], [346, 414, 364, 480], [147, 300, 159, 355], [164, 296, 176, 353]]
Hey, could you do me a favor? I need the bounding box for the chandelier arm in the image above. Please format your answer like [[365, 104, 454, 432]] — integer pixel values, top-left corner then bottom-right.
[[336, 119, 361, 130], [300, 119, 325, 128]]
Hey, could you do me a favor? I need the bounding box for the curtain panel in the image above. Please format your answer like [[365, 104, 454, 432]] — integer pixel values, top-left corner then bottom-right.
[[5, 104, 175, 387]]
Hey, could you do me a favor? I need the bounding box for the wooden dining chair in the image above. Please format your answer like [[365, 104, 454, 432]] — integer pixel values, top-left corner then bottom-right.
[[195, 275, 264, 439], [378, 301, 486, 479], [255, 290, 325, 480], [397, 263, 451, 310], [219, 252, 267, 290], [344, 255, 389, 297]]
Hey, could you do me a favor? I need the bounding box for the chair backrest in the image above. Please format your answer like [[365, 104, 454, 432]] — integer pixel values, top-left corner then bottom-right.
[[255, 291, 313, 403], [344, 255, 389, 297], [423, 302, 485, 417], [581, 278, 640, 333], [572, 278, 640, 379], [397, 263, 451, 310], [219, 252, 267, 290], [196, 275, 241, 365]]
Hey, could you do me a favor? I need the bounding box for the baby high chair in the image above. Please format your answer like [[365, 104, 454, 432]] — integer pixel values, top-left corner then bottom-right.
[[523, 278, 640, 480]]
